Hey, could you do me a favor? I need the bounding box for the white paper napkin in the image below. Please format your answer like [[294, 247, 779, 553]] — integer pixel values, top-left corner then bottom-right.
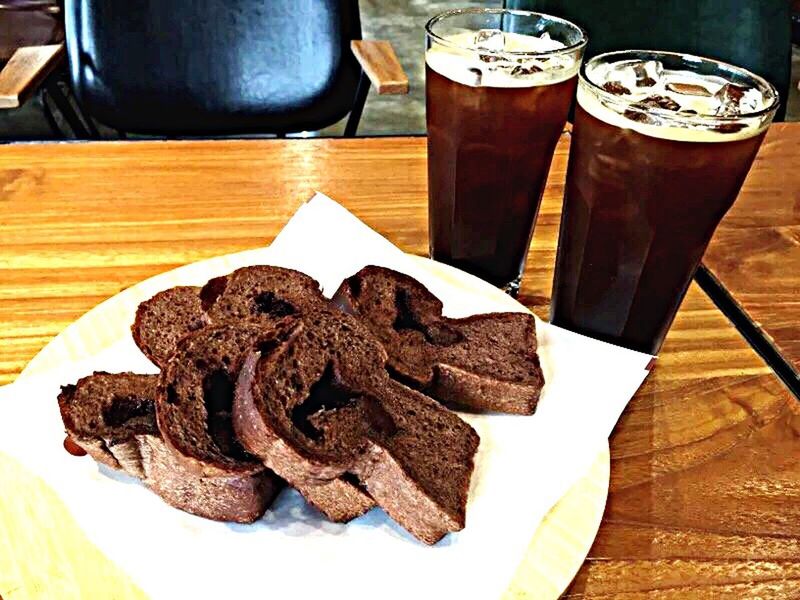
[[0, 192, 652, 600]]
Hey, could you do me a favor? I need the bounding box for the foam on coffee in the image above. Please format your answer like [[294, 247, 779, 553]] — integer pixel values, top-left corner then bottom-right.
[[578, 57, 774, 142], [426, 29, 579, 88]]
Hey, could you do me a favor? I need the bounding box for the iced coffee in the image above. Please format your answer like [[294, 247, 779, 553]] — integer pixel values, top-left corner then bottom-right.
[[425, 9, 587, 294], [551, 51, 779, 354]]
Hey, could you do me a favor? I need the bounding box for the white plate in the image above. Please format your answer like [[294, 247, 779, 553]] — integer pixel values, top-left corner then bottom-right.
[[16, 248, 609, 600]]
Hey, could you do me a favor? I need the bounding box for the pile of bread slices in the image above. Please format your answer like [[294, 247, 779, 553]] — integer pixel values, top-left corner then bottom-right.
[[58, 265, 544, 544]]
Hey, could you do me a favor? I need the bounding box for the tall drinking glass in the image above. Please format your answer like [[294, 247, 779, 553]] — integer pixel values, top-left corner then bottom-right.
[[425, 8, 587, 295], [551, 51, 779, 354]]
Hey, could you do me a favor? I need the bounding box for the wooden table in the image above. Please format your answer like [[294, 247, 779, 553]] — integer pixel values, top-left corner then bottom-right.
[[703, 123, 800, 392], [1, 135, 799, 598]]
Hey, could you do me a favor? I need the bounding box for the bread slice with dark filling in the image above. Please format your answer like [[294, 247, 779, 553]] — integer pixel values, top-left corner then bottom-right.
[[155, 322, 292, 478], [58, 372, 280, 523], [58, 372, 158, 478], [132, 266, 376, 521], [131, 267, 325, 369], [234, 308, 479, 545], [200, 265, 326, 323], [333, 266, 545, 415]]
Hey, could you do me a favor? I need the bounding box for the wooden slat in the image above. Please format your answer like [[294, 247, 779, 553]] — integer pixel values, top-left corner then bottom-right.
[[0, 134, 798, 597], [0, 43, 63, 109], [351, 40, 409, 95]]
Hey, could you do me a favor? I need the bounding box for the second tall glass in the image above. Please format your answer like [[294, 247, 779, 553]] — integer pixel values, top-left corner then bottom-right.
[[425, 8, 587, 294], [550, 50, 779, 355]]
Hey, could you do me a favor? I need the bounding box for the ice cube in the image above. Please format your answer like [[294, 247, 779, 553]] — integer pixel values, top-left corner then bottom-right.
[[467, 67, 483, 86], [740, 88, 763, 113], [623, 108, 654, 124], [639, 95, 681, 111], [509, 63, 543, 77], [623, 95, 681, 125], [632, 64, 655, 88], [534, 31, 567, 52], [666, 81, 713, 97], [603, 60, 647, 93], [714, 122, 747, 134], [714, 83, 749, 116], [633, 61, 663, 88], [474, 29, 505, 52], [546, 54, 572, 71], [602, 81, 632, 96]]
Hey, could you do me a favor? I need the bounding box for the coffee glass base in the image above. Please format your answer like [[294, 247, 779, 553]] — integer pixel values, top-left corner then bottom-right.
[[429, 250, 525, 298], [500, 274, 523, 298]]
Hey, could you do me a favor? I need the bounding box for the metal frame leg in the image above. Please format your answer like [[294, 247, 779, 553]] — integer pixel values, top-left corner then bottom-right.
[[66, 84, 101, 138], [344, 70, 371, 137], [44, 76, 99, 139], [40, 87, 64, 138]]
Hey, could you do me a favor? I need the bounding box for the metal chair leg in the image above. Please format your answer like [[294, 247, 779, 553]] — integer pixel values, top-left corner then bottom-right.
[[44, 78, 99, 139], [40, 87, 65, 138], [77, 95, 100, 138], [344, 70, 371, 137]]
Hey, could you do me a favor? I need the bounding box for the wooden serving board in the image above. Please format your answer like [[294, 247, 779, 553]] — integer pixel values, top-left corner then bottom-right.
[[2, 250, 610, 600]]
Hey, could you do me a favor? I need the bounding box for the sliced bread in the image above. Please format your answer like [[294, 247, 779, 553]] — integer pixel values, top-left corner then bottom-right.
[[58, 372, 280, 523], [132, 286, 209, 368], [132, 265, 376, 521], [155, 322, 294, 478], [58, 372, 158, 478], [131, 266, 325, 369], [333, 266, 545, 415], [234, 308, 479, 545], [201, 265, 327, 323]]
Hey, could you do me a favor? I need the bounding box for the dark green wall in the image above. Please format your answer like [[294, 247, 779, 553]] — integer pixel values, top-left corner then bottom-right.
[[505, 0, 791, 120]]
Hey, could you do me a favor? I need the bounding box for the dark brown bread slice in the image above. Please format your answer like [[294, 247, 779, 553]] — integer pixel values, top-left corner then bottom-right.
[[234, 308, 480, 545], [156, 322, 296, 478], [131, 267, 324, 368], [155, 317, 372, 521], [132, 265, 376, 521], [131, 264, 323, 370], [333, 266, 544, 415], [58, 372, 280, 523], [200, 265, 327, 324], [132, 286, 209, 368], [58, 372, 159, 478]]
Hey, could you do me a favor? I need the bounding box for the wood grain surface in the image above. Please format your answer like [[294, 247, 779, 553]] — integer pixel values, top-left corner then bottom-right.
[[704, 123, 800, 382], [1, 135, 799, 598]]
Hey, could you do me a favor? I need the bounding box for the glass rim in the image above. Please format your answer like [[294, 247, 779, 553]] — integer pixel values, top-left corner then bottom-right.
[[581, 49, 781, 123], [424, 7, 588, 58]]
